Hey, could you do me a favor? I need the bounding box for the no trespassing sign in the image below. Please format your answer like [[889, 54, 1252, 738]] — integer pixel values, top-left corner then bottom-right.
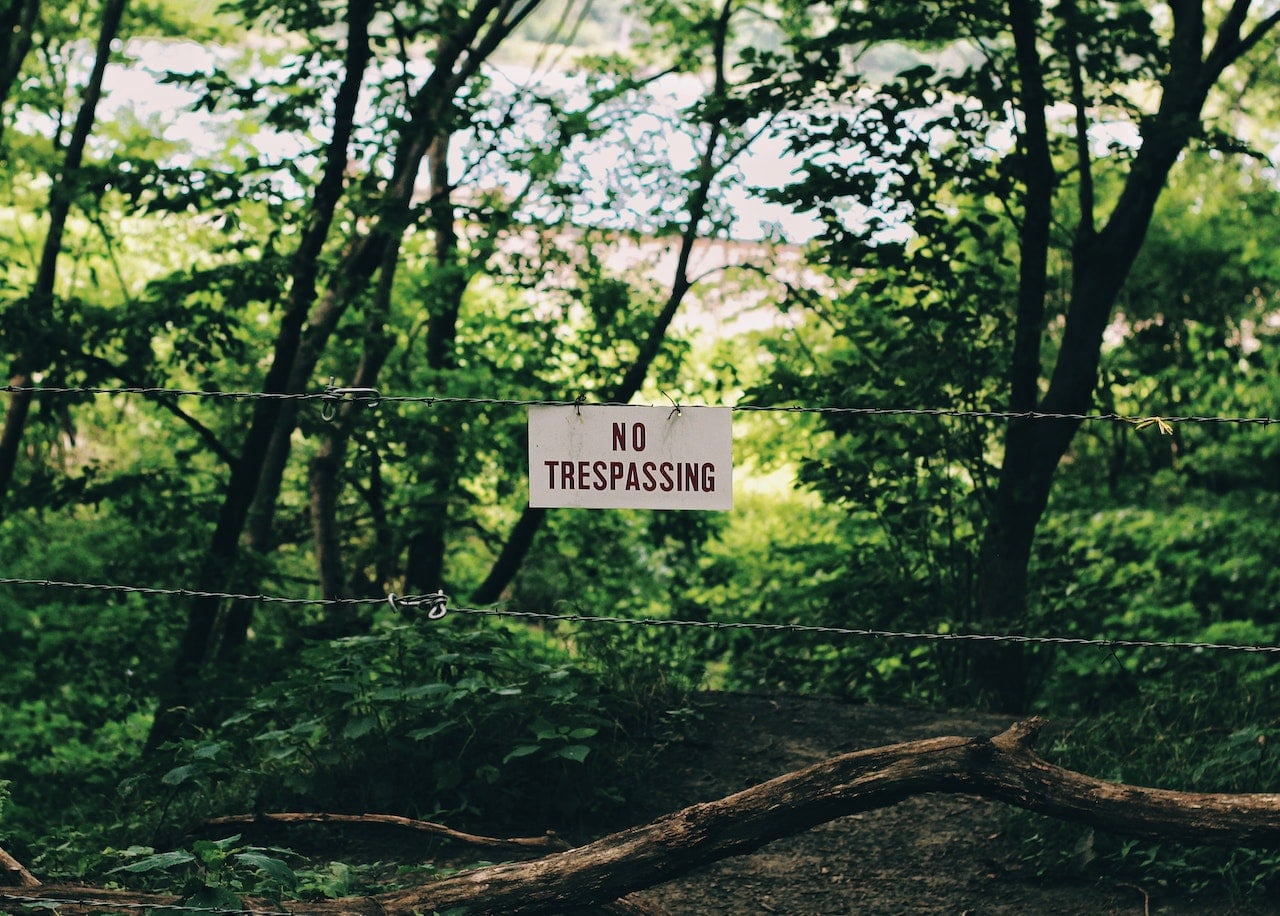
[[527, 405, 733, 511]]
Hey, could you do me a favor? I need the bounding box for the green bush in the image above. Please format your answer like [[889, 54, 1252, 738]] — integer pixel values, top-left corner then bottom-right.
[[1030, 495, 1280, 714], [1015, 661, 1280, 900], [129, 615, 693, 841]]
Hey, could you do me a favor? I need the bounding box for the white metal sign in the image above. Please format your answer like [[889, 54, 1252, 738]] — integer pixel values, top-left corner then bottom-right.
[[528, 405, 733, 510]]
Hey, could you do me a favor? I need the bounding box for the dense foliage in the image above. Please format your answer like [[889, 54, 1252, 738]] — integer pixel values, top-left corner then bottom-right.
[[4, 0, 1280, 907]]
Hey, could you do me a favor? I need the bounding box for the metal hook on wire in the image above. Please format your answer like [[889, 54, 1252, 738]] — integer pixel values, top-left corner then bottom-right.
[[389, 591, 449, 621], [321, 377, 382, 422]]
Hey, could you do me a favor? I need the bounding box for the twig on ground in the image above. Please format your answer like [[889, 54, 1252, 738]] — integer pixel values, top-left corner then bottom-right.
[[1118, 882, 1151, 916], [197, 812, 570, 851]]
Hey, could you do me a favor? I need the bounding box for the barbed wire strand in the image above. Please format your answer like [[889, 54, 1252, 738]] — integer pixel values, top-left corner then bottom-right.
[[2, 576, 1277, 656], [3, 384, 1277, 427], [0, 891, 292, 915]]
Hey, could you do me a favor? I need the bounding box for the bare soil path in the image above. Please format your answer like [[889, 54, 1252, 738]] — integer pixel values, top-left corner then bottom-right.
[[618, 692, 1278, 915]]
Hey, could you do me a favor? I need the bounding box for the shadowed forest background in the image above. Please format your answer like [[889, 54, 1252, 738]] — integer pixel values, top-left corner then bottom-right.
[[5, 0, 1280, 907]]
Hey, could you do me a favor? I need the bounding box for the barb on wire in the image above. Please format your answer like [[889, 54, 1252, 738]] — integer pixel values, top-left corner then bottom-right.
[[2, 576, 1278, 657], [3, 383, 1278, 427]]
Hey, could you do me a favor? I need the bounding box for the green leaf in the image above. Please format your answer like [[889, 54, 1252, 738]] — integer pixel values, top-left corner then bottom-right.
[[161, 764, 197, 786], [555, 744, 591, 763], [107, 850, 196, 874], [529, 718, 559, 742], [183, 885, 244, 910], [192, 839, 228, 868], [407, 721, 452, 740], [192, 741, 224, 760], [233, 851, 298, 888], [367, 682, 454, 702], [342, 715, 376, 739], [117, 846, 155, 858], [503, 744, 540, 763]]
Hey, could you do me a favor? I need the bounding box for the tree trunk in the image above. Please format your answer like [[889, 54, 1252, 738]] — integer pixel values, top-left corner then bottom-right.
[[306, 256, 397, 635], [968, 0, 1272, 709], [471, 2, 736, 604], [0, 0, 127, 518], [404, 130, 465, 594], [12, 718, 1280, 915], [145, 0, 375, 749], [0, 0, 39, 149]]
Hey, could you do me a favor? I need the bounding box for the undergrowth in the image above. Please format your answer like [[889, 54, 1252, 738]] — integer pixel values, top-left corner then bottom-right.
[[1015, 657, 1280, 902]]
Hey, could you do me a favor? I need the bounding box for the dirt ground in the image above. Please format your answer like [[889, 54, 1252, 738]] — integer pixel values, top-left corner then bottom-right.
[[164, 690, 1278, 914], [612, 691, 1279, 916]]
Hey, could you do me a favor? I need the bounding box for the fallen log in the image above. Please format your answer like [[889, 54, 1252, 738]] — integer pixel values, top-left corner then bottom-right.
[[7, 718, 1280, 915], [0, 845, 39, 888]]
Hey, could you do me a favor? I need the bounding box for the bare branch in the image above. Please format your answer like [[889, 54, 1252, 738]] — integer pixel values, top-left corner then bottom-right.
[[1059, 0, 1095, 242], [198, 812, 570, 851]]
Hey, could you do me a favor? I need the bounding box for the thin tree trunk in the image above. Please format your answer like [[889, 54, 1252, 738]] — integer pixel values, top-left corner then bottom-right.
[[238, 0, 542, 573], [0, 0, 126, 519], [146, 0, 375, 749], [222, 0, 548, 638], [471, 0, 737, 605], [0, 0, 39, 150], [967, 0, 1058, 710], [306, 249, 398, 635], [404, 130, 464, 594]]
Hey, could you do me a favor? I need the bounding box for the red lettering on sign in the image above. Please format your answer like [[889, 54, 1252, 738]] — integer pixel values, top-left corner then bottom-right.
[[611, 421, 646, 452], [686, 462, 702, 491]]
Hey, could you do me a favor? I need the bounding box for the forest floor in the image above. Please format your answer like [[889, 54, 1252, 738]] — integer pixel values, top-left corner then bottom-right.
[[181, 691, 1280, 914], [604, 691, 1278, 916]]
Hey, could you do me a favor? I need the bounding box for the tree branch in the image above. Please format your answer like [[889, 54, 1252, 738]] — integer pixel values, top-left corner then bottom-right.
[[1004, 0, 1054, 414], [74, 354, 236, 466], [1206, 3, 1280, 85], [1060, 0, 1095, 243]]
